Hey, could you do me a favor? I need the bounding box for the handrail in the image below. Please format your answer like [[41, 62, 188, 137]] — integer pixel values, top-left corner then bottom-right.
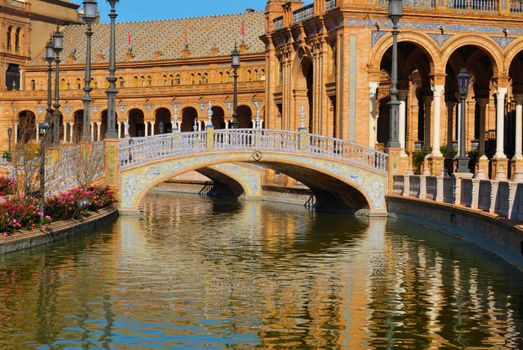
[[119, 129, 388, 172], [293, 4, 314, 24]]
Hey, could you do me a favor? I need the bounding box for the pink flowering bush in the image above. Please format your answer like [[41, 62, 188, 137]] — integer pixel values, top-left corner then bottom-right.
[[0, 197, 48, 235], [0, 177, 16, 197], [0, 186, 114, 237]]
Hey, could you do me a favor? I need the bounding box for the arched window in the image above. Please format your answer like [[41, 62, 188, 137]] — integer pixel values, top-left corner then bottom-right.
[[225, 71, 230, 83], [120, 77, 125, 88], [7, 26, 12, 51], [254, 69, 259, 80], [90, 78, 95, 88], [169, 74, 174, 86], [261, 69, 266, 81], [30, 79, 35, 90], [247, 70, 252, 81], [196, 73, 202, 84], [134, 76, 139, 87], [202, 73, 208, 84], [191, 73, 195, 85], [140, 76, 145, 87], [147, 75, 152, 87], [175, 74, 181, 85], [15, 28, 21, 52], [76, 78, 82, 89], [162, 75, 167, 86], [60, 78, 67, 90]]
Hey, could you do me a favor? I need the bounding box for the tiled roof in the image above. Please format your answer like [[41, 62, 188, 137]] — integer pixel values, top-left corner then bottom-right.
[[31, 11, 265, 65]]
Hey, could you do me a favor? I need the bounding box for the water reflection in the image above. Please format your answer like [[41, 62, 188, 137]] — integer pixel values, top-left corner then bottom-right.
[[0, 192, 522, 349]]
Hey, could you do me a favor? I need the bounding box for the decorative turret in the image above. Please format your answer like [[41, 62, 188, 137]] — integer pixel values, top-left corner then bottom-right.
[[264, 0, 285, 32]]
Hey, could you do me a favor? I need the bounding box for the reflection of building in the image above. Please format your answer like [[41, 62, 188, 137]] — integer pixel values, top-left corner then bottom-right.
[[0, 11, 265, 144]]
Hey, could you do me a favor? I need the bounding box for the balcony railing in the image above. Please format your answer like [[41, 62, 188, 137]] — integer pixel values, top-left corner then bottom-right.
[[293, 4, 315, 23], [2, 0, 29, 10], [447, 0, 498, 11]]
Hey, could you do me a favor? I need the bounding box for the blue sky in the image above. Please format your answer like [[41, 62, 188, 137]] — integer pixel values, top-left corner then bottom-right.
[[70, 0, 270, 23]]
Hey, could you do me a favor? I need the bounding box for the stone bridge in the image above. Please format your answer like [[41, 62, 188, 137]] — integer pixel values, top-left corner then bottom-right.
[[104, 128, 389, 215]]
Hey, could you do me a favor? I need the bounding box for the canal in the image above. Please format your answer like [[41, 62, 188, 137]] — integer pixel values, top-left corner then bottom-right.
[[1, 192, 522, 349]]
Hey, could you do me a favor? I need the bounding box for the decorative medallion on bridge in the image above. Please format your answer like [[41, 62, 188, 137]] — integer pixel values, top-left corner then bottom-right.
[[252, 150, 263, 162]]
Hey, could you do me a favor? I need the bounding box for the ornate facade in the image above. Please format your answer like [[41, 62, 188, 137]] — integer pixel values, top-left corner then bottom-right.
[[5, 0, 523, 181], [262, 0, 523, 180]]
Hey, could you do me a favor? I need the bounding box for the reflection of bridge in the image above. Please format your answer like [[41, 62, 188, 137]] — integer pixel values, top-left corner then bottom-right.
[[105, 128, 389, 215]]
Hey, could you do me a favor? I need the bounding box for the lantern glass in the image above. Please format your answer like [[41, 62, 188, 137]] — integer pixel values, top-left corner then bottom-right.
[[45, 40, 55, 61], [107, 0, 119, 8], [388, 0, 403, 20], [457, 68, 471, 96], [83, 0, 98, 22], [231, 47, 240, 68], [53, 30, 64, 52]]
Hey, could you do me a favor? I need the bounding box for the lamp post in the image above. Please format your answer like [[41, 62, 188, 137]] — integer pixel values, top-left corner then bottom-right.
[[456, 68, 471, 173], [38, 120, 50, 221], [52, 29, 63, 145], [105, 0, 119, 139], [45, 40, 55, 138], [231, 44, 240, 129], [386, 0, 403, 149], [82, 0, 98, 141], [7, 128, 12, 161]]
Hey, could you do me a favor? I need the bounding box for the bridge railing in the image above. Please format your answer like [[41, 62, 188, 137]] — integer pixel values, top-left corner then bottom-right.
[[119, 132, 207, 166], [308, 134, 388, 172], [119, 129, 388, 172]]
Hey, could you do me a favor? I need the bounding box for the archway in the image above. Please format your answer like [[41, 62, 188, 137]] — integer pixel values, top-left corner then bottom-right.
[[379, 42, 434, 153], [445, 45, 496, 173], [154, 108, 172, 134], [509, 50, 523, 164], [100, 110, 119, 140], [181, 107, 198, 132], [6, 64, 20, 91], [73, 110, 84, 143], [237, 105, 253, 129], [211, 106, 225, 129], [17, 110, 36, 144], [128, 109, 145, 137], [295, 56, 313, 132]]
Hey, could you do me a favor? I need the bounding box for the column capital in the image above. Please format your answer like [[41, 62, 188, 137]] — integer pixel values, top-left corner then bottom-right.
[[495, 87, 508, 97], [430, 73, 446, 86], [431, 84, 444, 97]]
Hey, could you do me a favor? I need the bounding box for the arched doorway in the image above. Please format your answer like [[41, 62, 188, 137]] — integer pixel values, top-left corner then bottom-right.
[[128, 109, 145, 137], [181, 107, 198, 132], [295, 56, 313, 132], [73, 110, 84, 143], [17, 110, 36, 144], [445, 45, 496, 173], [154, 108, 172, 134], [211, 106, 225, 129], [100, 110, 119, 140], [237, 105, 253, 129]]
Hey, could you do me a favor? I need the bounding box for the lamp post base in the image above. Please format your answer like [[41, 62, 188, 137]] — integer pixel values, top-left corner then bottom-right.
[[491, 156, 508, 180], [456, 156, 470, 174]]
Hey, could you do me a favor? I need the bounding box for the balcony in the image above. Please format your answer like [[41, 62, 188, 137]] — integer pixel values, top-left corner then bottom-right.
[[326, 0, 337, 10], [274, 16, 284, 31], [293, 4, 315, 23]]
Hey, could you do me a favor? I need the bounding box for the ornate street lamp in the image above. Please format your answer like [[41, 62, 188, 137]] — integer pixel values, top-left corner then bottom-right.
[[38, 120, 50, 221], [386, 0, 403, 148], [52, 29, 63, 145], [231, 44, 240, 129], [82, 0, 98, 141], [456, 68, 471, 173], [105, 0, 119, 139], [45, 40, 55, 135]]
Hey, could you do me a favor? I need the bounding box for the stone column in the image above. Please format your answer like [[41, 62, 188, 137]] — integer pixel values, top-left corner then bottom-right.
[[36, 123, 40, 143], [475, 98, 489, 179], [492, 87, 508, 180], [14, 123, 18, 144], [369, 82, 379, 148], [399, 89, 408, 155], [70, 122, 75, 143], [90, 122, 94, 142], [427, 85, 444, 175], [511, 94, 523, 181], [144, 122, 149, 137], [96, 122, 101, 141], [423, 95, 432, 152], [117, 122, 122, 139], [444, 100, 456, 175], [63, 122, 67, 143], [151, 121, 156, 136]]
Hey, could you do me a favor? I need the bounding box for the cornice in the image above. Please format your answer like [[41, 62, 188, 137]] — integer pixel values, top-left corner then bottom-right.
[[39, 0, 80, 10]]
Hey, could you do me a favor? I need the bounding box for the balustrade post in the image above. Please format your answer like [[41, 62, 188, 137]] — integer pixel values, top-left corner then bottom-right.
[[436, 176, 444, 202], [206, 125, 214, 151], [508, 182, 518, 221], [104, 138, 120, 200], [298, 127, 309, 153], [471, 179, 479, 209], [419, 175, 427, 199], [489, 181, 498, 214], [403, 175, 410, 197]]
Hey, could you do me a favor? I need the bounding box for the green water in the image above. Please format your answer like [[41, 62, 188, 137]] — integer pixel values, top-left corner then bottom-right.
[[0, 192, 522, 349]]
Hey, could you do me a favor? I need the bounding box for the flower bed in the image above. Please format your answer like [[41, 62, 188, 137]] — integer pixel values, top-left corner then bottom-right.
[[0, 186, 115, 237]]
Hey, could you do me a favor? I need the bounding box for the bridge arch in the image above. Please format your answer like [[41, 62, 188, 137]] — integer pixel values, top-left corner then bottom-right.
[[119, 151, 386, 215]]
